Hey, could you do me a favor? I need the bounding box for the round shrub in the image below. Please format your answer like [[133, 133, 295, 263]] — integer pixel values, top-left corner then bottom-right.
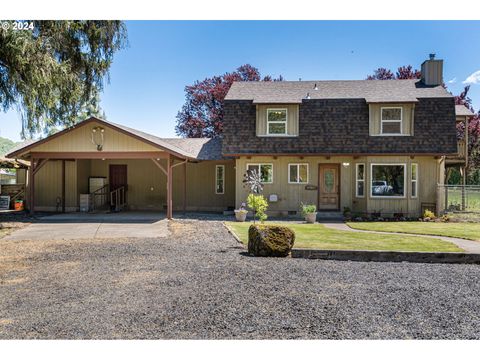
[[248, 224, 295, 257]]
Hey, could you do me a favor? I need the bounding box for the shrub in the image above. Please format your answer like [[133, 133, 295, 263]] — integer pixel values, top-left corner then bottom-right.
[[248, 224, 295, 257], [247, 194, 268, 223], [423, 209, 436, 219], [300, 203, 317, 216]]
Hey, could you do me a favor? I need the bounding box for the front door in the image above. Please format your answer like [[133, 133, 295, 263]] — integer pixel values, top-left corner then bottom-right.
[[109, 164, 127, 191], [318, 164, 340, 210]]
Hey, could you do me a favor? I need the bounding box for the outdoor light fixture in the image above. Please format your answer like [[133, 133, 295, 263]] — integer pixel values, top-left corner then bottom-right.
[[342, 162, 350, 167], [91, 126, 105, 151]]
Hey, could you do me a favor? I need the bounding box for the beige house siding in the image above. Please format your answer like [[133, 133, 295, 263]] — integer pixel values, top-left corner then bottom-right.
[[256, 104, 299, 136], [359, 156, 439, 217], [369, 103, 415, 136], [34, 160, 77, 211], [236, 155, 440, 217], [235, 156, 353, 215], [32, 158, 235, 212], [33, 121, 162, 153]]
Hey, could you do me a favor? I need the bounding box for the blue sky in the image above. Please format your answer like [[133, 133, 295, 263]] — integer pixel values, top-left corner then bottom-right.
[[1, 20, 480, 141]]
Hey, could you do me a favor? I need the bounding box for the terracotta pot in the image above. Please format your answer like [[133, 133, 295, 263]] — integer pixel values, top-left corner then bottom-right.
[[304, 212, 317, 224], [234, 210, 248, 222]]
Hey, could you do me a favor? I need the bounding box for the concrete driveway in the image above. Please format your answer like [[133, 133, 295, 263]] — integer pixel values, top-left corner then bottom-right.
[[2, 212, 169, 241]]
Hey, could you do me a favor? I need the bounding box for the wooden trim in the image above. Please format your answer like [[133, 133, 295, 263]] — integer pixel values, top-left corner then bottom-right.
[[61, 160, 65, 213], [33, 158, 49, 175], [151, 158, 167, 176], [183, 161, 187, 214], [28, 164, 34, 214], [8, 117, 193, 160], [30, 151, 169, 159], [172, 159, 188, 168], [226, 152, 455, 157], [166, 154, 173, 219]]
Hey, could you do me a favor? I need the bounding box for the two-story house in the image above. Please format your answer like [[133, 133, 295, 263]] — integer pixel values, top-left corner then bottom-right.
[[223, 55, 460, 217], [7, 55, 466, 218]]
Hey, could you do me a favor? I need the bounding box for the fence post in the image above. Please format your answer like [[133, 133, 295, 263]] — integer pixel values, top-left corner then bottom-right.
[[461, 166, 466, 211], [444, 185, 448, 213]]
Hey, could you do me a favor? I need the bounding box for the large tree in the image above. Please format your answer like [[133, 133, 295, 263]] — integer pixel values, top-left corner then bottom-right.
[[453, 85, 480, 183], [0, 21, 127, 137], [176, 64, 283, 138], [366, 65, 421, 80]]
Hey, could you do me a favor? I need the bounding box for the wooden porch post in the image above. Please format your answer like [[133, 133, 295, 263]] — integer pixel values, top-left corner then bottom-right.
[[183, 161, 187, 214], [167, 154, 173, 219], [28, 158, 35, 215], [61, 159, 66, 213]]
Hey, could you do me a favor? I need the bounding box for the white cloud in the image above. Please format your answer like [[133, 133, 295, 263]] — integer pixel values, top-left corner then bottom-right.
[[463, 70, 480, 84], [448, 77, 457, 84]]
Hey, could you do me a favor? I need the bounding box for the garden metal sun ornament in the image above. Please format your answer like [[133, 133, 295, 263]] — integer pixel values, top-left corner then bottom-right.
[[242, 169, 263, 194]]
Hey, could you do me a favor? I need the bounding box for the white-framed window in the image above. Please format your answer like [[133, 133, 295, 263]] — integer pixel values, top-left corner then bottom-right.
[[266, 108, 288, 135], [381, 107, 403, 135], [215, 165, 225, 194], [356, 163, 365, 197], [246, 163, 273, 184], [411, 163, 418, 198], [370, 163, 406, 198], [288, 164, 309, 184]]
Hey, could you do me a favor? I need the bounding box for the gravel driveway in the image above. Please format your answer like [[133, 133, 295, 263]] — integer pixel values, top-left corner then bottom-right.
[[1, 218, 480, 339]]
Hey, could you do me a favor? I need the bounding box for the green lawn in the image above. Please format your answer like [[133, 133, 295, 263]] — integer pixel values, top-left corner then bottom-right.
[[225, 221, 463, 252], [347, 221, 480, 242]]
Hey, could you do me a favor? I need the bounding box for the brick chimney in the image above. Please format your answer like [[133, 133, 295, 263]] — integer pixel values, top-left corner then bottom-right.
[[421, 53, 443, 86]]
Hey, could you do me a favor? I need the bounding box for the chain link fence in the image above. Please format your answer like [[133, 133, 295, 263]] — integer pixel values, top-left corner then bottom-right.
[[438, 185, 480, 213]]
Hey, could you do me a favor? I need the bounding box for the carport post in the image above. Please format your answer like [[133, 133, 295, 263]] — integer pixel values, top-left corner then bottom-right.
[[28, 158, 34, 215], [167, 154, 173, 219], [61, 159, 66, 213], [183, 161, 187, 214]]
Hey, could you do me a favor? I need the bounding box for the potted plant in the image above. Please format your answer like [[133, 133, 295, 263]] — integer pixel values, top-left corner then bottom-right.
[[300, 203, 317, 223], [234, 203, 248, 222]]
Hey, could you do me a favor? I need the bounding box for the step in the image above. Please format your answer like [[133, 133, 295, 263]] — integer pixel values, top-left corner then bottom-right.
[[317, 212, 344, 221]]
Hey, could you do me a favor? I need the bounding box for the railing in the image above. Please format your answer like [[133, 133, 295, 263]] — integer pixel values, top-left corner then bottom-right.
[[438, 185, 480, 213], [110, 186, 126, 212], [91, 184, 109, 211]]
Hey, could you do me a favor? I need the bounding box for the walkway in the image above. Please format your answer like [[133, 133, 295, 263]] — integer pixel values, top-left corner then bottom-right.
[[322, 222, 480, 254]]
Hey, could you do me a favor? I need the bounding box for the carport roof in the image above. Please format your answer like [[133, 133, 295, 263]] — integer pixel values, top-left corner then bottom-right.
[[7, 117, 224, 161]]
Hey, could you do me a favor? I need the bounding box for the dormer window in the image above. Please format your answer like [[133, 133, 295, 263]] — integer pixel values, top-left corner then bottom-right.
[[267, 108, 288, 135], [381, 107, 403, 135]]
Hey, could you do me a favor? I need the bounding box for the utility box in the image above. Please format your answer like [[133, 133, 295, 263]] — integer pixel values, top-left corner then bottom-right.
[[89, 177, 107, 193], [79, 194, 93, 212]]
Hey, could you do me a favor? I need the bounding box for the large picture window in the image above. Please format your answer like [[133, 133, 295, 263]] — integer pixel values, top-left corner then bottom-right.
[[381, 107, 402, 135], [247, 163, 273, 183], [356, 163, 365, 197], [370, 164, 406, 198], [288, 164, 308, 184], [267, 109, 287, 135], [215, 165, 224, 194]]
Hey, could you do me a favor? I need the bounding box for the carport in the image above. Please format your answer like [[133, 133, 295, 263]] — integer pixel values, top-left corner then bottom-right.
[[6, 117, 195, 219]]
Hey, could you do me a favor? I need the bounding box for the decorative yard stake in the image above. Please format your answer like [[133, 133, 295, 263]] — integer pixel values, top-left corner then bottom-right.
[[242, 169, 268, 224]]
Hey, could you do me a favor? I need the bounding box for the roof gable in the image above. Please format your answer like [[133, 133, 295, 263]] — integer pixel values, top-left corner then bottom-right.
[[7, 117, 225, 161]]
